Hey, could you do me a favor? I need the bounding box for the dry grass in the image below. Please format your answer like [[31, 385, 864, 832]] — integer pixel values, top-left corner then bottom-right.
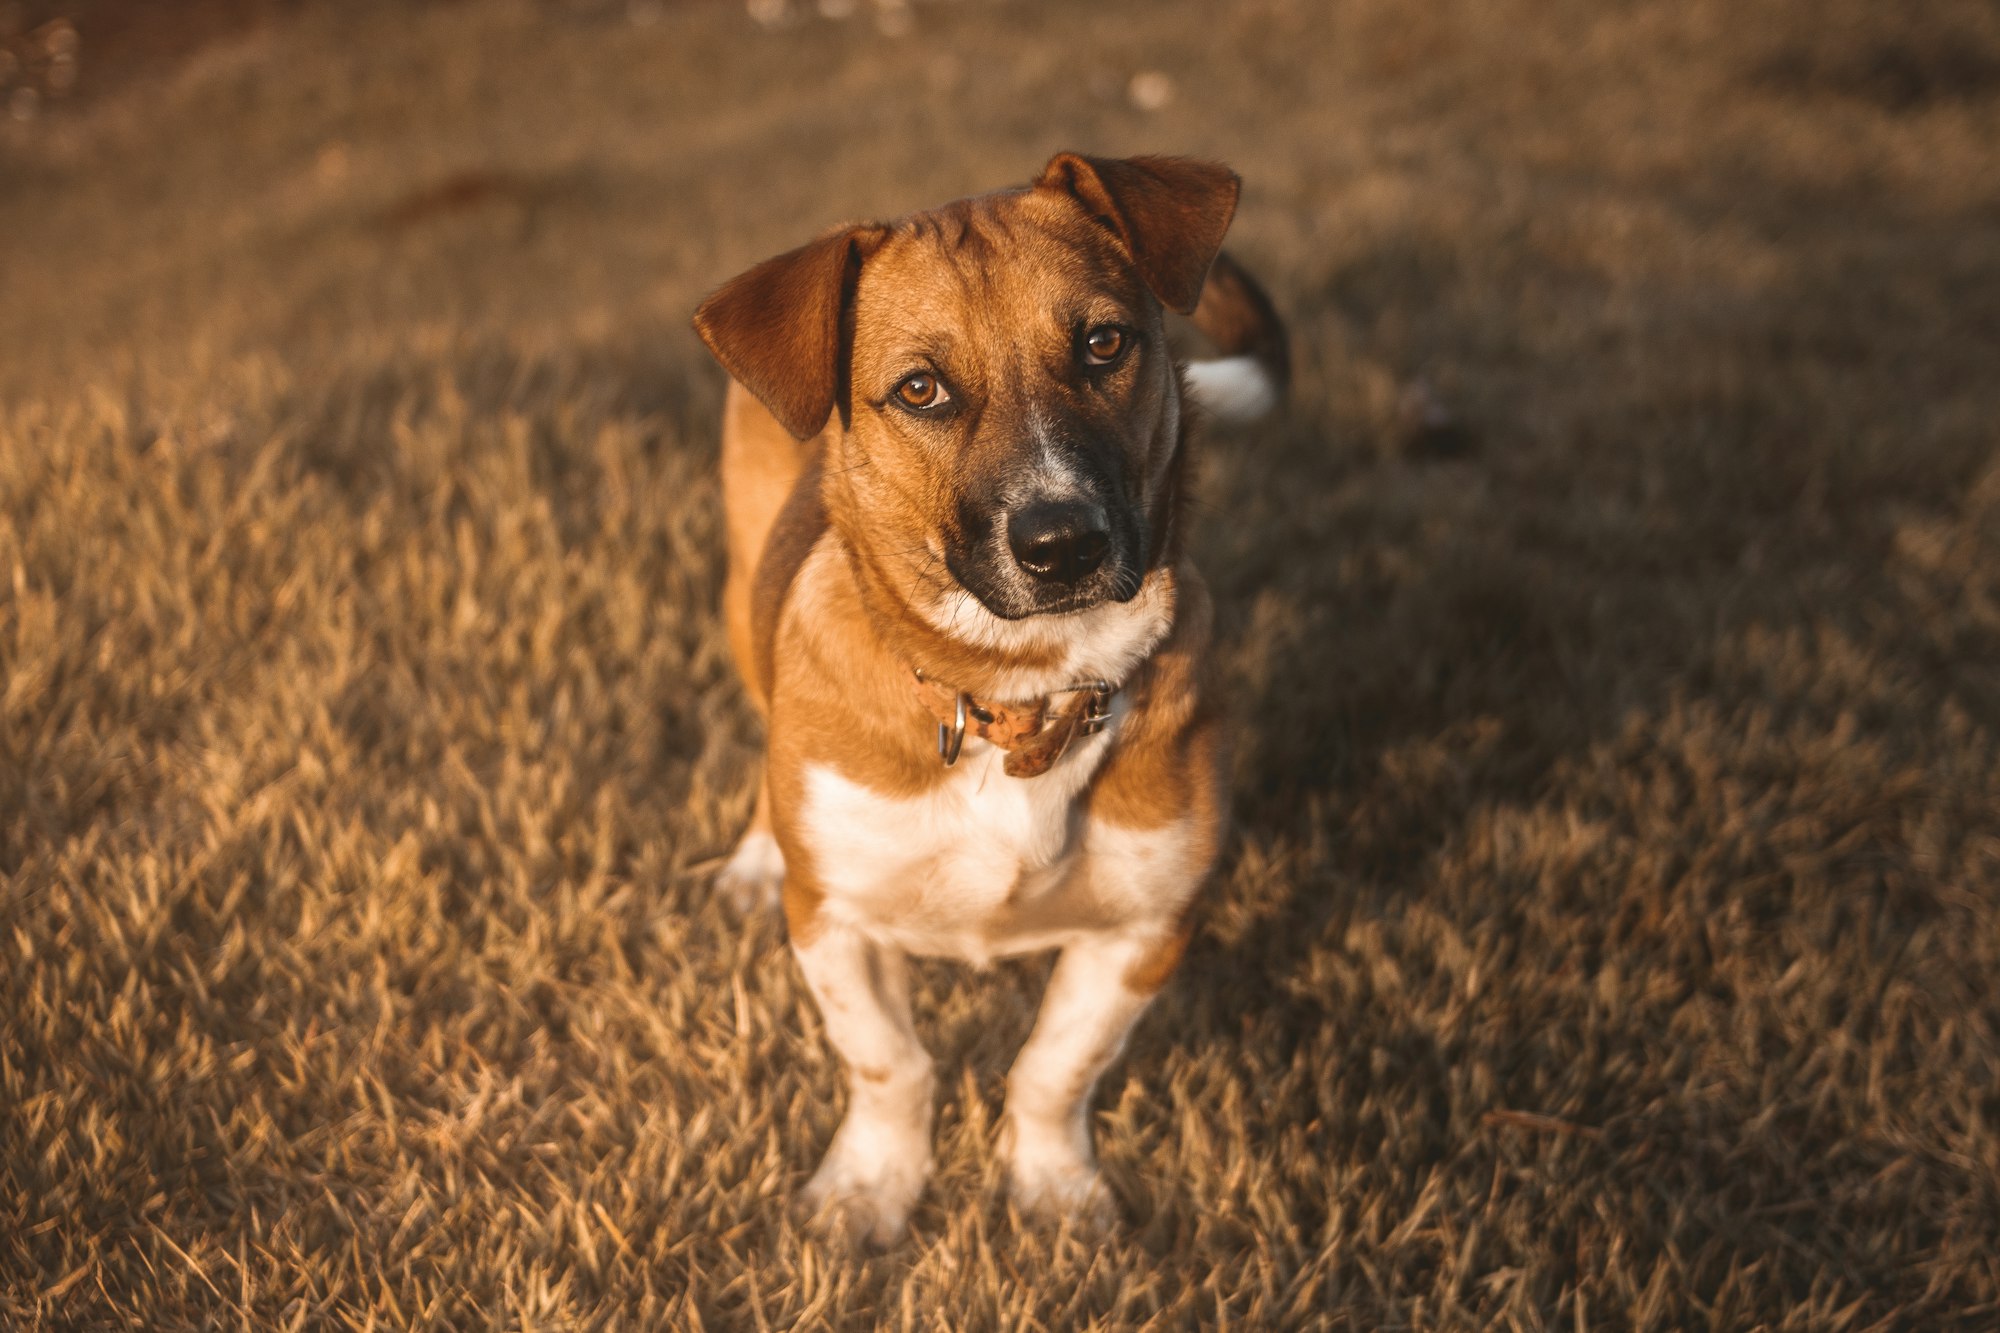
[[4, 0, 2000, 1327]]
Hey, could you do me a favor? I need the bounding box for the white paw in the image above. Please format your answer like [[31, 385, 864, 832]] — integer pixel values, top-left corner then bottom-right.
[[715, 830, 784, 915], [801, 1119, 932, 1248], [1005, 1128, 1116, 1227]]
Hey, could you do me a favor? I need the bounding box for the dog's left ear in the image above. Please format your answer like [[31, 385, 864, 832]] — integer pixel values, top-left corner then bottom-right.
[[1037, 153, 1240, 314], [693, 224, 888, 441]]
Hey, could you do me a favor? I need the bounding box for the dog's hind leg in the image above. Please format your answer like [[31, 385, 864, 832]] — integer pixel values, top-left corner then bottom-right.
[[716, 380, 826, 914], [715, 776, 785, 915]]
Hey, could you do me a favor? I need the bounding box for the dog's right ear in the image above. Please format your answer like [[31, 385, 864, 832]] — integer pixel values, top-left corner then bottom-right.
[[693, 225, 887, 441], [1037, 153, 1239, 315]]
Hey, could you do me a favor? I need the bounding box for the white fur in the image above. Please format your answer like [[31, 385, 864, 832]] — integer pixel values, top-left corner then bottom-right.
[[797, 747, 1202, 1227], [715, 828, 784, 914], [996, 822, 1202, 1212], [1003, 932, 1162, 1217], [913, 572, 1172, 700], [797, 721, 1202, 967], [1183, 355, 1278, 424], [791, 926, 935, 1246], [799, 711, 1122, 964], [1025, 406, 1093, 501], [1082, 814, 1203, 903]]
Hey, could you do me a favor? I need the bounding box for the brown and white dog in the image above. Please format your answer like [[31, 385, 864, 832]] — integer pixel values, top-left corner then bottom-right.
[[693, 153, 1288, 1245]]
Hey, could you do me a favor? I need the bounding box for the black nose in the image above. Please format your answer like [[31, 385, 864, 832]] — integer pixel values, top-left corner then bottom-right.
[[1007, 501, 1111, 585]]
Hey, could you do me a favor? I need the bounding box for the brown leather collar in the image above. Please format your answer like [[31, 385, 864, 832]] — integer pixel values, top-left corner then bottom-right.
[[910, 668, 1116, 778]]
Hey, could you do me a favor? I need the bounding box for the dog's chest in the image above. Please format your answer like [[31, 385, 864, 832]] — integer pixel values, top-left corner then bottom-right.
[[797, 733, 1115, 963]]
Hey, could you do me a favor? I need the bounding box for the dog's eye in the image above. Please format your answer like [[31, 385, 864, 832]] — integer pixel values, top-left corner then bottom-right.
[[1083, 325, 1127, 367], [894, 373, 948, 410]]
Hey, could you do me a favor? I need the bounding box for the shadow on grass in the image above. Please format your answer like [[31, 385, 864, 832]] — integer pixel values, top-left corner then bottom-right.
[[1116, 195, 2000, 1313]]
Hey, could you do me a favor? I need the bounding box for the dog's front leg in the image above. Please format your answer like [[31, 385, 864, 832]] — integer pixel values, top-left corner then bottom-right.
[[791, 919, 936, 1246], [1001, 924, 1185, 1223]]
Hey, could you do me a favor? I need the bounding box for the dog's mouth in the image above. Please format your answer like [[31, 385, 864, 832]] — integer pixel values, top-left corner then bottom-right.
[[944, 567, 1137, 621]]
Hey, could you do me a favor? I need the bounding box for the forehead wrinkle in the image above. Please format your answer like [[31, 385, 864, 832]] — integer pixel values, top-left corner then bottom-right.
[[983, 198, 1142, 321], [942, 199, 996, 262], [853, 233, 962, 374], [863, 225, 1018, 382]]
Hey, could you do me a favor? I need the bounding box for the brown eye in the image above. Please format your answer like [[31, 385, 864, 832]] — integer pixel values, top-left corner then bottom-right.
[[1084, 325, 1126, 365], [894, 372, 946, 410]]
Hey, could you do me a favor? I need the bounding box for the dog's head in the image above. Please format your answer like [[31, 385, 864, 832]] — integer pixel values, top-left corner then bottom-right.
[[695, 153, 1238, 624]]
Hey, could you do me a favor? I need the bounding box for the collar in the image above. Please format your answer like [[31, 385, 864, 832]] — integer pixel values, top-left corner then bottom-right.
[[910, 667, 1117, 777]]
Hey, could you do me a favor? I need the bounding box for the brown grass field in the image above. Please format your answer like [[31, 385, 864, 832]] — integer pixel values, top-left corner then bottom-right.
[[4, 0, 2000, 1327]]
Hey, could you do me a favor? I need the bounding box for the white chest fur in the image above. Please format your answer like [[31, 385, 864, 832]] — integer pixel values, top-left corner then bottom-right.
[[798, 726, 1120, 965]]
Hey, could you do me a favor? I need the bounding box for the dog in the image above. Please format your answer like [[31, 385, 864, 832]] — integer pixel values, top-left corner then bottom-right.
[[693, 153, 1289, 1245]]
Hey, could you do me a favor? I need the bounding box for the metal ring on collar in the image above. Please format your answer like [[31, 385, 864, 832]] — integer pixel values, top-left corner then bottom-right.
[[937, 690, 968, 766]]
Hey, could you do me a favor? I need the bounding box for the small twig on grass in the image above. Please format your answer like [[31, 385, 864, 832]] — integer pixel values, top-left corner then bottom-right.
[[669, 854, 730, 882], [1481, 1108, 1604, 1140], [150, 1226, 240, 1315]]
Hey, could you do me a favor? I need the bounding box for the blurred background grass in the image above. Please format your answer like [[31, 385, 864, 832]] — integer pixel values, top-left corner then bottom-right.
[[3, 0, 1999, 1328]]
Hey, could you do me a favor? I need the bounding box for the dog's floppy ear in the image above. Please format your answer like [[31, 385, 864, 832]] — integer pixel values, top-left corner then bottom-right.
[[693, 224, 886, 441], [1036, 153, 1240, 315]]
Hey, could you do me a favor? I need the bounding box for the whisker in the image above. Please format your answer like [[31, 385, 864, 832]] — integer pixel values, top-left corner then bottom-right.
[[906, 549, 943, 607]]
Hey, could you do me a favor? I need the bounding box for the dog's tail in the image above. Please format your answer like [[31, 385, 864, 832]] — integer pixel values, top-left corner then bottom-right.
[[1181, 249, 1291, 425]]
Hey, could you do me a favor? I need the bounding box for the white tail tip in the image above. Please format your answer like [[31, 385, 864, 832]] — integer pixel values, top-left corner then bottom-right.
[[1183, 355, 1279, 425]]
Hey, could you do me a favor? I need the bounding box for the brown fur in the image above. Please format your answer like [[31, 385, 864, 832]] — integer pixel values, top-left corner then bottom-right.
[[1122, 897, 1204, 996], [698, 153, 1266, 966], [1187, 250, 1293, 395], [720, 379, 824, 712]]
